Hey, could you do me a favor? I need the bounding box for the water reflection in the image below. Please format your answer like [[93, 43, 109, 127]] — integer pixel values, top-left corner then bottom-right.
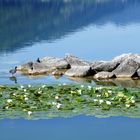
[[0, 0, 140, 53]]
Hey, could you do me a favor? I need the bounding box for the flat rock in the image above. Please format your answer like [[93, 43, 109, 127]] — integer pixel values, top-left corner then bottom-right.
[[94, 71, 115, 79], [65, 66, 95, 77], [92, 61, 120, 72], [64, 54, 91, 67], [113, 59, 140, 78]]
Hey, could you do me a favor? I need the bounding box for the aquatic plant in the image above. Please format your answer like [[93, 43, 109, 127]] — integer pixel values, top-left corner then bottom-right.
[[0, 84, 140, 120]]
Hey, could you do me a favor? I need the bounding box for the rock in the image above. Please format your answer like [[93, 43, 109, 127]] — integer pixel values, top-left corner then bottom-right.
[[90, 61, 104, 68], [113, 59, 140, 78], [137, 68, 140, 77], [112, 53, 140, 63], [64, 54, 91, 67], [92, 61, 120, 72], [65, 66, 95, 77], [52, 70, 63, 76], [94, 71, 116, 79], [41, 57, 70, 69], [17, 61, 33, 71]]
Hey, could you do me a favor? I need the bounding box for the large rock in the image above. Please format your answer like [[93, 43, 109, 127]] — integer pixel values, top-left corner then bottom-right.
[[113, 59, 140, 78], [64, 54, 91, 67], [65, 66, 95, 77], [17, 61, 34, 71], [94, 71, 116, 79], [92, 61, 120, 72], [137, 68, 140, 77], [41, 57, 70, 69], [112, 53, 140, 64]]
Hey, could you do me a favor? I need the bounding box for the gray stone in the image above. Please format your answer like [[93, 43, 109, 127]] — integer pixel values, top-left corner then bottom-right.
[[90, 61, 104, 68], [94, 71, 116, 79], [41, 57, 70, 69], [64, 54, 91, 67], [137, 68, 140, 77], [65, 66, 95, 77], [113, 59, 140, 78], [17, 61, 33, 71], [112, 53, 140, 64], [92, 61, 120, 72]]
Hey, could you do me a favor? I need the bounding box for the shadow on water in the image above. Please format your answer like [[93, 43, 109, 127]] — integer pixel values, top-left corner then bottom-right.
[[0, 0, 140, 53]]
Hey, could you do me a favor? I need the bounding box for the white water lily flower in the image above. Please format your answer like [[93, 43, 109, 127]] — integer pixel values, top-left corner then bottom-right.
[[71, 91, 75, 94], [24, 89, 27, 92], [52, 102, 57, 105], [20, 85, 24, 89], [27, 85, 31, 88], [81, 85, 84, 88], [108, 90, 112, 94], [55, 96, 59, 100], [5, 106, 9, 109], [88, 86, 92, 90], [96, 94, 101, 97], [56, 103, 62, 109], [42, 85, 46, 88], [77, 90, 82, 95], [131, 100, 135, 104], [126, 104, 130, 108], [28, 111, 32, 116], [93, 99, 98, 102], [25, 97, 29, 101], [131, 96, 135, 100], [106, 101, 112, 105], [38, 91, 42, 94], [99, 99, 104, 104], [7, 99, 12, 103], [96, 87, 103, 90]]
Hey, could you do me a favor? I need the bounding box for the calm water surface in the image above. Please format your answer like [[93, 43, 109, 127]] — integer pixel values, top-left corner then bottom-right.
[[0, 0, 140, 140]]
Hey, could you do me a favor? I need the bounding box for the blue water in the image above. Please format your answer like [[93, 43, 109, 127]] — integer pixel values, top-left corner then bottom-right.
[[0, 116, 140, 140], [0, 0, 140, 139]]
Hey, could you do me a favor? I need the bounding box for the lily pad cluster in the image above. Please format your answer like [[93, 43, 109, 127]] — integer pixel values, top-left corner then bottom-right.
[[0, 84, 140, 119]]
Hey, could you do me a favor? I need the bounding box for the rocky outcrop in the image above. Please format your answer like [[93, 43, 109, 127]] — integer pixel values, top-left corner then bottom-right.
[[94, 71, 116, 79], [65, 66, 95, 77], [16, 53, 140, 79]]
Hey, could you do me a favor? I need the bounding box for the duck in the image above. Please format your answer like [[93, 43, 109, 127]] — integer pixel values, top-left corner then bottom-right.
[[9, 66, 17, 76]]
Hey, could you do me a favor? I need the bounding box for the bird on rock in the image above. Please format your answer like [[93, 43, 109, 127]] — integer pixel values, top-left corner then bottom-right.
[[36, 58, 41, 63]]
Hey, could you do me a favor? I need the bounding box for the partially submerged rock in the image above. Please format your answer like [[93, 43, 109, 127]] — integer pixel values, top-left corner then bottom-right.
[[113, 59, 140, 78], [94, 71, 116, 79], [65, 66, 95, 77], [64, 54, 91, 67]]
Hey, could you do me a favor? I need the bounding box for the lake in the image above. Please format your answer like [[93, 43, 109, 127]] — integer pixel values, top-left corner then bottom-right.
[[0, 0, 140, 140]]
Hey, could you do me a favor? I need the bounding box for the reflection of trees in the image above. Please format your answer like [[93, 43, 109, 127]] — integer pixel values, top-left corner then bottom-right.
[[0, 0, 140, 52]]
